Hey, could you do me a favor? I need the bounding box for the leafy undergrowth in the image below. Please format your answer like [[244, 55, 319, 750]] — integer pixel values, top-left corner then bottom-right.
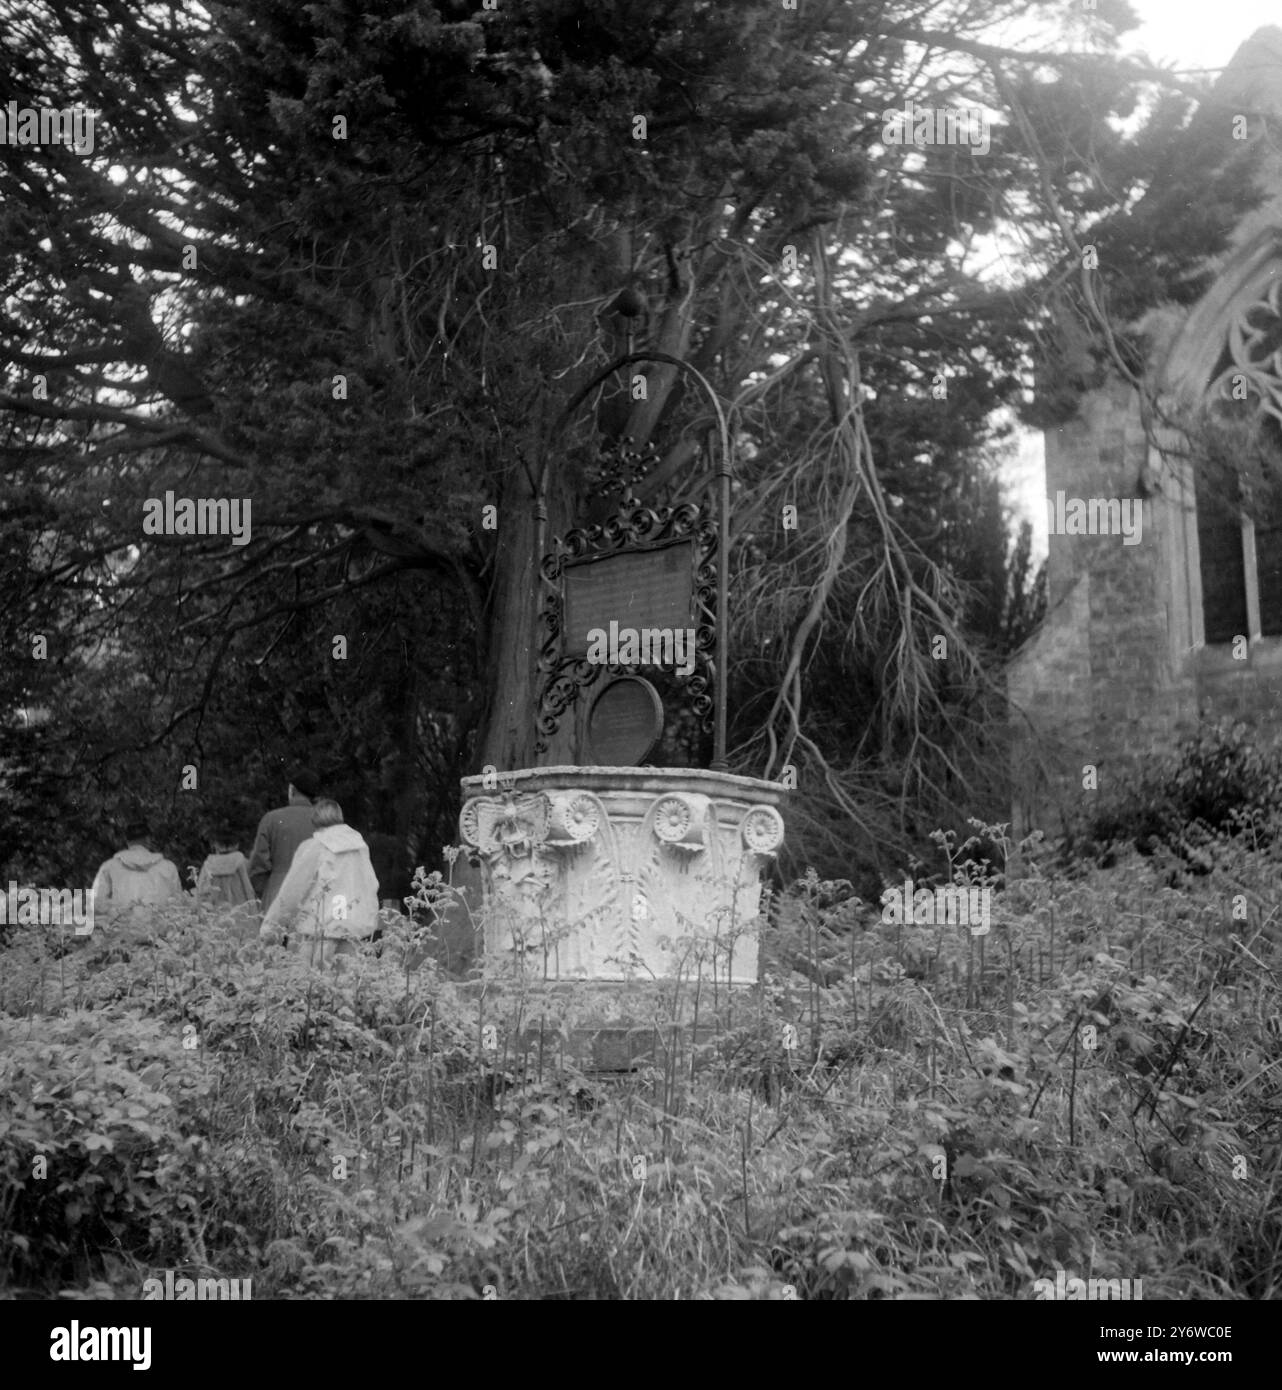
[[1, 827, 1278, 1300]]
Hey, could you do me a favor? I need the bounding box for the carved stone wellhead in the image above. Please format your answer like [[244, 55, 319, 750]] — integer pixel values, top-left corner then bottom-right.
[[458, 767, 785, 985]]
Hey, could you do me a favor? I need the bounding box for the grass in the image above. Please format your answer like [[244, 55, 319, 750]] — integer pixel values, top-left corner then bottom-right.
[[1, 821, 1278, 1300]]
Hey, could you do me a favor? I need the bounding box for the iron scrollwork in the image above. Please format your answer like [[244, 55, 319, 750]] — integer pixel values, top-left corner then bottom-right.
[[536, 498, 717, 753]]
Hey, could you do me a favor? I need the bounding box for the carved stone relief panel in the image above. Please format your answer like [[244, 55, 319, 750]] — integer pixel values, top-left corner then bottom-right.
[[459, 769, 785, 985]]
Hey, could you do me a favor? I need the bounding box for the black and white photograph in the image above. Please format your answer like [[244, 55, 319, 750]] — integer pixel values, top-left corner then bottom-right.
[[0, 0, 1277, 1352]]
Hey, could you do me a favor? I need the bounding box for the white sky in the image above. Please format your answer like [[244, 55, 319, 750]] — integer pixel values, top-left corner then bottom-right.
[[1008, 0, 1281, 558]]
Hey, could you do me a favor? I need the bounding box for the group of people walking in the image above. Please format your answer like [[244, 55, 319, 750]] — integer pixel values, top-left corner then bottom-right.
[[90, 768, 409, 966]]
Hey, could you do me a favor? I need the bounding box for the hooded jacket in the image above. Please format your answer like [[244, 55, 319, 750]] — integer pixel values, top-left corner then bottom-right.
[[196, 851, 258, 913], [91, 846, 184, 921], [259, 824, 379, 941]]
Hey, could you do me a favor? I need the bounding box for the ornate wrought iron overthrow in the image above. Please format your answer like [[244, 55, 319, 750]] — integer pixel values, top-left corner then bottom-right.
[[536, 499, 716, 755]]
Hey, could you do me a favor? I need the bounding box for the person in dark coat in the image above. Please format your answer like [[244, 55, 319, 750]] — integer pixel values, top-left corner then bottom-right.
[[247, 768, 321, 912]]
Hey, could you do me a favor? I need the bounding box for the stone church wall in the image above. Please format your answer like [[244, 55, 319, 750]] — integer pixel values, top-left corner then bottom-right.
[[1010, 380, 1197, 838], [1010, 26, 1282, 843]]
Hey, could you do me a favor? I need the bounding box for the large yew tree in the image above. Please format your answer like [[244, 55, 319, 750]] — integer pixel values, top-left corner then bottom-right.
[[0, 0, 1263, 879]]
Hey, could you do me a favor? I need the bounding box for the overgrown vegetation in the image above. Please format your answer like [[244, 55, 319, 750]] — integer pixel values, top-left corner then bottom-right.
[[1070, 718, 1282, 867], [4, 825, 1277, 1300]]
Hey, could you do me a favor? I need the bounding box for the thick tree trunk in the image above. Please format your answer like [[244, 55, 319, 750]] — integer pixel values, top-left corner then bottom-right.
[[473, 219, 711, 775], [476, 462, 582, 774], [476, 485, 542, 774]]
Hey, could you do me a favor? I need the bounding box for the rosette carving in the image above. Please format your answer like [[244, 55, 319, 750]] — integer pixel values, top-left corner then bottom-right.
[[741, 805, 785, 854], [650, 793, 707, 851], [547, 792, 601, 845], [652, 795, 693, 841]]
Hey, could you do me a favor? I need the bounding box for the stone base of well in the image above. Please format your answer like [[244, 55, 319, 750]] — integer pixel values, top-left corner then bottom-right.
[[442, 978, 753, 1073], [458, 766, 786, 988]]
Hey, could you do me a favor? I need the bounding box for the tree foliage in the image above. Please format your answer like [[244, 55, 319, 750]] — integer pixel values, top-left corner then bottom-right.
[[0, 0, 1265, 882]]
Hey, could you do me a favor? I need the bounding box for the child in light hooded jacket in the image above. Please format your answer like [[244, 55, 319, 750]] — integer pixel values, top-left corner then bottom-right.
[[196, 830, 260, 936], [91, 821, 184, 927], [259, 798, 379, 966]]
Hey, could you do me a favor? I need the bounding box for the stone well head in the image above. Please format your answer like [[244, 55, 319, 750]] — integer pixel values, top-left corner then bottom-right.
[[458, 766, 785, 985]]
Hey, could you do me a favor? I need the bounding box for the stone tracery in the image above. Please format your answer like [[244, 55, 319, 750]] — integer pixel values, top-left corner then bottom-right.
[[1206, 274, 1282, 422]]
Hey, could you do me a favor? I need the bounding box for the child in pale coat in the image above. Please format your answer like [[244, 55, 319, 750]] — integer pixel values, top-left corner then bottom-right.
[[91, 820, 184, 927], [196, 830, 260, 936]]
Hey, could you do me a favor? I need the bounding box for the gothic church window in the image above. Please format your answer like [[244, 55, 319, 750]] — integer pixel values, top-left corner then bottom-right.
[[1201, 275, 1282, 642]]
